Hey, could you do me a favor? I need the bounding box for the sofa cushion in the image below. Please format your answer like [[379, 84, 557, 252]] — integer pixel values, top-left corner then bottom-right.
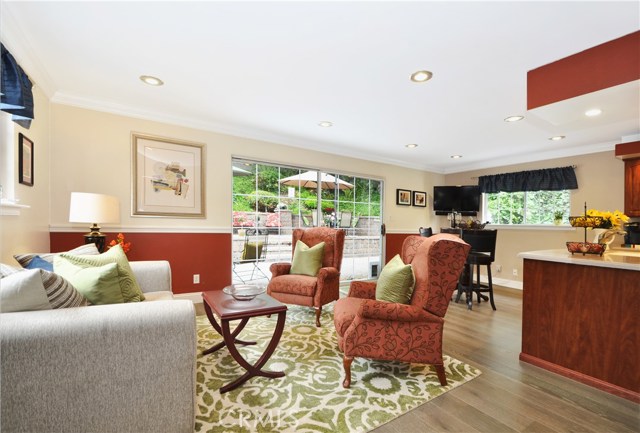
[[54, 258, 124, 305], [0, 266, 89, 311], [59, 244, 145, 302], [143, 291, 174, 302], [14, 243, 99, 268], [375, 254, 415, 304], [25, 255, 54, 272], [290, 240, 325, 277]]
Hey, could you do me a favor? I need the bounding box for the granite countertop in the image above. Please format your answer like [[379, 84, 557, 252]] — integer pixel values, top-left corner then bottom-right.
[[518, 248, 640, 271]]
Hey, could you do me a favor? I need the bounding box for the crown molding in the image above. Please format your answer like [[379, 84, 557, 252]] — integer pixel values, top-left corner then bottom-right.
[[0, 5, 56, 98]]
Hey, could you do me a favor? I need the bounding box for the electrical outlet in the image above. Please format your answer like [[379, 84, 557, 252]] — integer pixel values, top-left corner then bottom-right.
[[512, 269, 518, 277], [496, 264, 502, 273], [193, 274, 200, 284]]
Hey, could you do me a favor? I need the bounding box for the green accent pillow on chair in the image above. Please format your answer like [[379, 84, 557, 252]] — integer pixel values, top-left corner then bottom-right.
[[290, 240, 325, 277], [54, 258, 124, 305], [242, 241, 264, 260], [375, 254, 415, 304], [58, 244, 145, 302]]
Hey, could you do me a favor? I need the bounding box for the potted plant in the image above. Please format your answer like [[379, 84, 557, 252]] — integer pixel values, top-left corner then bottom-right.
[[554, 211, 564, 225]]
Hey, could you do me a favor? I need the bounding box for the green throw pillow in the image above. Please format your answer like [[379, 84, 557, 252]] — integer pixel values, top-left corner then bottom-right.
[[375, 254, 415, 304], [242, 241, 264, 260], [290, 240, 325, 277], [59, 244, 145, 302], [54, 258, 124, 305]]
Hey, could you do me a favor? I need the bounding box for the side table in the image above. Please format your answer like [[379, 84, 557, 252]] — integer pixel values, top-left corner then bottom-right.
[[201, 289, 287, 393]]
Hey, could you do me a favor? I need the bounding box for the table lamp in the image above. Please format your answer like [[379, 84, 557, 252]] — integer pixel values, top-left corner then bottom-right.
[[69, 192, 120, 253]]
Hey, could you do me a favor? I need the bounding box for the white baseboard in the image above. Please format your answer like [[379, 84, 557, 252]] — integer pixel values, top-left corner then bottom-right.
[[477, 276, 523, 290]]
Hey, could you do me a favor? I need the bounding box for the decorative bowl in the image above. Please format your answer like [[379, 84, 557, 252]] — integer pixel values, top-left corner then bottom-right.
[[569, 216, 604, 228], [566, 241, 606, 256], [223, 284, 266, 301]]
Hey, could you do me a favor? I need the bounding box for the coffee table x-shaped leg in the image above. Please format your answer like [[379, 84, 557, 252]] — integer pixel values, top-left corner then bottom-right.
[[202, 291, 287, 394]]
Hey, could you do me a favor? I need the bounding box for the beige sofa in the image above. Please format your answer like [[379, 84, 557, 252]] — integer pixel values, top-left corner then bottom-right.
[[0, 261, 197, 433]]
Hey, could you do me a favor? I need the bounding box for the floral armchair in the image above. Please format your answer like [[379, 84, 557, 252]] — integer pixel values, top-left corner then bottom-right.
[[333, 234, 470, 388], [267, 227, 346, 327]]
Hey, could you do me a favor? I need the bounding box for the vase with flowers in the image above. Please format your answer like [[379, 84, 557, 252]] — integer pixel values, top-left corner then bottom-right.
[[585, 209, 629, 245], [109, 233, 132, 255]]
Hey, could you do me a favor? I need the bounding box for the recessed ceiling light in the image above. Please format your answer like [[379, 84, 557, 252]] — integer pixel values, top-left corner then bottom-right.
[[504, 115, 524, 122], [549, 135, 566, 141], [410, 70, 433, 82], [405, 144, 418, 149], [585, 108, 602, 117], [139, 75, 164, 86], [450, 155, 462, 159], [318, 121, 333, 127]]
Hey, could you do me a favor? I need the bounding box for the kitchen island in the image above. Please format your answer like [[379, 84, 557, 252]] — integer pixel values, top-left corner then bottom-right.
[[517, 248, 639, 402]]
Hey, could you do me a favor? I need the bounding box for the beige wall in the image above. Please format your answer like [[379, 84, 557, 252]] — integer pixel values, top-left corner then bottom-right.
[[49, 104, 444, 235], [445, 152, 626, 287], [1, 86, 51, 263]]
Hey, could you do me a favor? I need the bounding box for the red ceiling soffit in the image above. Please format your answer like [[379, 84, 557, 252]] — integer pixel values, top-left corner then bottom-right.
[[527, 31, 640, 110]]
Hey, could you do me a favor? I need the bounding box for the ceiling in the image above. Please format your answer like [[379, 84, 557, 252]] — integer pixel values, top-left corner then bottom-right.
[[2, 1, 639, 174]]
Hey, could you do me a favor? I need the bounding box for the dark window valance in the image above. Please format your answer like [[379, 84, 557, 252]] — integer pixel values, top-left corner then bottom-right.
[[478, 166, 578, 193], [1, 43, 34, 129]]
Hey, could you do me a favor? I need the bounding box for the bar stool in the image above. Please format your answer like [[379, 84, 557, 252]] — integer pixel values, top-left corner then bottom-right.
[[455, 229, 497, 310]]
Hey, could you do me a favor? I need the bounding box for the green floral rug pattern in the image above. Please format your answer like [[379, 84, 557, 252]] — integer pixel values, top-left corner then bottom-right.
[[195, 305, 481, 433]]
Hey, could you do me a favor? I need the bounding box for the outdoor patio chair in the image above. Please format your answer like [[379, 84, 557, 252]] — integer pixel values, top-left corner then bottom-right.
[[232, 229, 269, 283]]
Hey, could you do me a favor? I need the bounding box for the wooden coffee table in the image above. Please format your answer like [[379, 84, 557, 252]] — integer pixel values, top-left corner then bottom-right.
[[201, 289, 287, 393]]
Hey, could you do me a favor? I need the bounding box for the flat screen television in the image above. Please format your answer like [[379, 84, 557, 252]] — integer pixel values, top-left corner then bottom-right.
[[433, 185, 480, 216], [459, 185, 480, 215]]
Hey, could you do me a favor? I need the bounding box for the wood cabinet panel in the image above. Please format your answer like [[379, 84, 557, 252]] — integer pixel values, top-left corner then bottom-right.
[[625, 158, 640, 217], [521, 259, 639, 401]]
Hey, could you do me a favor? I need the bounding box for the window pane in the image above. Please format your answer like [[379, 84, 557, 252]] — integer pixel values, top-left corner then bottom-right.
[[485, 190, 569, 225]]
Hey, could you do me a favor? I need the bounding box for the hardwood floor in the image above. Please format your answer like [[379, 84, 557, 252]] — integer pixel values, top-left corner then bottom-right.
[[373, 287, 639, 433], [195, 287, 639, 432]]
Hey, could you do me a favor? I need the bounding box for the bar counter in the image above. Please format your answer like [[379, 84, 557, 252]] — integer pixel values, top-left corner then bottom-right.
[[517, 248, 639, 402]]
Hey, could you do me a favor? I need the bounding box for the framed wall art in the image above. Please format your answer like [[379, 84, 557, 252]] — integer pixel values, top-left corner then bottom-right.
[[412, 191, 427, 207], [132, 133, 205, 217], [396, 188, 411, 206], [18, 133, 34, 186]]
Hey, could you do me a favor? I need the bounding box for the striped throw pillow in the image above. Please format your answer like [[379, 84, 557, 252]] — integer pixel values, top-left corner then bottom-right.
[[14, 243, 100, 268]]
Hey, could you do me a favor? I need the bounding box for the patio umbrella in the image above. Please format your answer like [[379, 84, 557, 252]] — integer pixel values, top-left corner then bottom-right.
[[233, 165, 252, 176], [280, 171, 353, 190]]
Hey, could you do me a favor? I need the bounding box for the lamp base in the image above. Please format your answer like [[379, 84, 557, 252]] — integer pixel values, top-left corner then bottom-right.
[[84, 233, 106, 253]]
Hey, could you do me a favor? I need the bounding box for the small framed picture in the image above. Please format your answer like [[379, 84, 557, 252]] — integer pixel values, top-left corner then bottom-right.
[[396, 188, 411, 206], [413, 191, 427, 207], [18, 133, 34, 187]]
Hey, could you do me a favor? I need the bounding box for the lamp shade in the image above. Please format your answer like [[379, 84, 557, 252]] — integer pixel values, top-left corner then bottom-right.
[[69, 192, 120, 224]]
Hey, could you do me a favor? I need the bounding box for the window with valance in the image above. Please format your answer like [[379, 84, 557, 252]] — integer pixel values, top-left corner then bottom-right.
[[1, 43, 34, 129], [479, 166, 578, 225], [478, 166, 578, 193]]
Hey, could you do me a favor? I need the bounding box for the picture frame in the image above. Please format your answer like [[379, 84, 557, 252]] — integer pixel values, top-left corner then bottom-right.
[[396, 188, 411, 206], [412, 191, 427, 207], [132, 133, 205, 217], [18, 133, 34, 186]]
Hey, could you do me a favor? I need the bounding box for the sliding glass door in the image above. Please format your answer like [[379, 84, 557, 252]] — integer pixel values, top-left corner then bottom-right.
[[231, 159, 383, 284]]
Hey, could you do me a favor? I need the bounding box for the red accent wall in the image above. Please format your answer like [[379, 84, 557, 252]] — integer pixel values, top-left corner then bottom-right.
[[50, 232, 231, 294], [385, 233, 414, 263], [527, 31, 640, 110]]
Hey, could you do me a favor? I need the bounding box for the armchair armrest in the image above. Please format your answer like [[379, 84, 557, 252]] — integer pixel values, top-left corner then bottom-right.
[[270, 262, 292, 278], [358, 299, 442, 323], [347, 280, 377, 299], [314, 267, 341, 306]]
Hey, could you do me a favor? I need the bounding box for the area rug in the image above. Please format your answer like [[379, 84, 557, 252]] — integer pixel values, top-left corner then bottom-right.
[[195, 304, 481, 433]]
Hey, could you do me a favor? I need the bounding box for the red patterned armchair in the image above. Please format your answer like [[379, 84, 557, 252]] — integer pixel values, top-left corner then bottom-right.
[[267, 227, 346, 327], [334, 234, 470, 388]]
